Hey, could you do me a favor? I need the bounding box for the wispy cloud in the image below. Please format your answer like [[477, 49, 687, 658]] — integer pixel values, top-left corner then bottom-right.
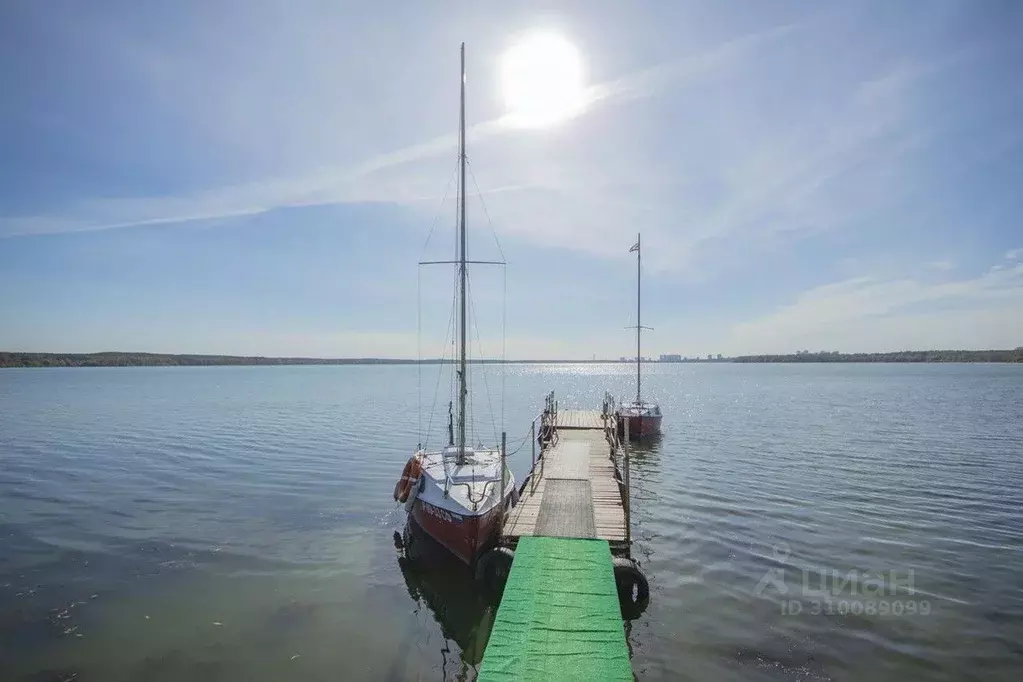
[[577, 22, 800, 111], [0, 22, 799, 240], [4, 3, 1021, 356], [728, 259, 1023, 353], [2, 6, 1002, 296]]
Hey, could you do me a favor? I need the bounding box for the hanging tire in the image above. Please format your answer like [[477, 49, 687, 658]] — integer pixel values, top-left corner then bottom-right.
[[612, 557, 649, 619], [475, 547, 515, 596]]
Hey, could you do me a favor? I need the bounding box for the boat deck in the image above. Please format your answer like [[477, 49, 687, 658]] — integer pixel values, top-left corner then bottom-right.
[[503, 413, 627, 547]]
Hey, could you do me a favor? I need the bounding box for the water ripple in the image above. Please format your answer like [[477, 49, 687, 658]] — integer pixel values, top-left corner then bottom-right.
[[1, 363, 1022, 681]]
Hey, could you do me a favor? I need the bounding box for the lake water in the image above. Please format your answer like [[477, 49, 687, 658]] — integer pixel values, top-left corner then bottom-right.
[[1, 363, 1021, 681]]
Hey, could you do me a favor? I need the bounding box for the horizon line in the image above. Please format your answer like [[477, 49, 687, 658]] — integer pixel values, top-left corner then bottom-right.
[[2, 348, 1021, 367]]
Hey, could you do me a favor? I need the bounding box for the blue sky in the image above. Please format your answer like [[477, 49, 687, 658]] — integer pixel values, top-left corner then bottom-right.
[[1, 0, 1022, 358]]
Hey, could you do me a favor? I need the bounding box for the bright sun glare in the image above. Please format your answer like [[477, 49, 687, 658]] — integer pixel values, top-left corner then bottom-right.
[[501, 33, 585, 128]]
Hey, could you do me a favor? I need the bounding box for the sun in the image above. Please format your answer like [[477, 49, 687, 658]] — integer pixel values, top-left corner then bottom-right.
[[500, 33, 585, 128]]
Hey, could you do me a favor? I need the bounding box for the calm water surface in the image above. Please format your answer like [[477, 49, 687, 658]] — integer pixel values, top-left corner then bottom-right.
[[1, 363, 1021, 681]]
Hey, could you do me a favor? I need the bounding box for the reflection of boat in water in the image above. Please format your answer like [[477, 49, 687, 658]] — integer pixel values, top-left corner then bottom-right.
[[395, 518, 497, 673], [622, 428, 663, 456]]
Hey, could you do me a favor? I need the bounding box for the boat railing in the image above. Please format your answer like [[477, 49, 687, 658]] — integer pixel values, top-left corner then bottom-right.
[[460, 477, 500, 510], [447, 454, 511, 511]]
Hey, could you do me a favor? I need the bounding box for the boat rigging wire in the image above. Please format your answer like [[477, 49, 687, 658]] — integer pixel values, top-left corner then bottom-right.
[[467, 156, 508, 441], [417, 158, 459, 448], [467, 269, 500, 447], [421, 281, 457, 452], [415, 135, 509, 459], [466, 158, 507, 262]]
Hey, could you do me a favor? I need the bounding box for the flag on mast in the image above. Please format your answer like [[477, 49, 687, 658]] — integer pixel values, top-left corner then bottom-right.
[[629, 241, 639, 253]]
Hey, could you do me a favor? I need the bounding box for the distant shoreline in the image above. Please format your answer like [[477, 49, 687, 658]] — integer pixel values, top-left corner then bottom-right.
[[2, 349, 1020, 367]]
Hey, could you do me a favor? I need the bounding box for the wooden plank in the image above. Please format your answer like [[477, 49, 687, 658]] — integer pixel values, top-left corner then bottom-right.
[[544, 440, 591, 479], [534, 479, 596, 538], [555, 410, 605, 430], [504, 418, 627, 542]]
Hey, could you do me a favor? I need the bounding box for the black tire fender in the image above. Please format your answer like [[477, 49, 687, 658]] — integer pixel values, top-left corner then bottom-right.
[[475, 546, 515, 594], [612, 556, 650, 619]]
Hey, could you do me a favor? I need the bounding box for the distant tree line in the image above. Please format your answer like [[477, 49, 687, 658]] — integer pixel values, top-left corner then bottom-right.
[[2, 349, 1021, 368], [732, 349, 1023, 363], [0, 352, 423, 368], [0, 353, 605, 367]]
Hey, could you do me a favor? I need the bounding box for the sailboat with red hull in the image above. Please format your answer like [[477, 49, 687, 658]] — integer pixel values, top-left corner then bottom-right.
[[618, 233, 662, 439], [392, 44, 516, 567]]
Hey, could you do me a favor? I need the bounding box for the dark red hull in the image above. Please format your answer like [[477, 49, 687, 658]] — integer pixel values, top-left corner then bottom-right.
[[618, 413, 662, 440], [410, 496, 505, 566]]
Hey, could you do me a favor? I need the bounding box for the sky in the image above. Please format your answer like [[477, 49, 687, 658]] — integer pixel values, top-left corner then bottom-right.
[[1, 0, 1022, 359]]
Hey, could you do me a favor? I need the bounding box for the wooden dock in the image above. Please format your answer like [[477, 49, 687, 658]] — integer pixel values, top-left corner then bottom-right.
[[502, 408, 629, 553], [480, 396, 644, 680]]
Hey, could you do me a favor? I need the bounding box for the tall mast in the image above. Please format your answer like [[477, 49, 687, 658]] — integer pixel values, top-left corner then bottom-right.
[[635, 232, 641, 404], [457, 43, 468, 461]]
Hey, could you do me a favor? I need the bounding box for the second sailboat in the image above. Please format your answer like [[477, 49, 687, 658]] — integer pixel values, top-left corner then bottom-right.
[[617, 233, 663, 439]]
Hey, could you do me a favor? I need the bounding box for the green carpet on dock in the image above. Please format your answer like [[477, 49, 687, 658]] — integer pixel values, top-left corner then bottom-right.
[[478, 536, 633, 681]]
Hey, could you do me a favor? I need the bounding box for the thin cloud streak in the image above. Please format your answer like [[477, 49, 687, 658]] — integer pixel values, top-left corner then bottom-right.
[[728, 259, 1023, 354], [0, 23, 799, 239]]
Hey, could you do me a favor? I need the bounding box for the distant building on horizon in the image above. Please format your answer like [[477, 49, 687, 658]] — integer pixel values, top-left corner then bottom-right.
[[659, 354, 682, 362]]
